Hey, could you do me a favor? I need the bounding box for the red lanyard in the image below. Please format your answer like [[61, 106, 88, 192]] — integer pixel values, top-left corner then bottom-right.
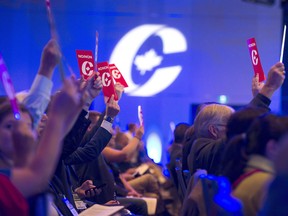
[[232, 169, 262, 189]]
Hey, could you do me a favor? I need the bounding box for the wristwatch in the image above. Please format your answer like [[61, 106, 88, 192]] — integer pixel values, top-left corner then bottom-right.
[[104, 115, 114, 123]]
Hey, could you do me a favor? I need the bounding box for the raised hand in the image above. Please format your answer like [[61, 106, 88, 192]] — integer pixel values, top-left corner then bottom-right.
[[114, 83, 124, 101], [48, 75, 87, 136], [135, 125, 144, 140], [10, 76, 88, 198], [105, 94, 120, 119], [12, 117, 36, 167], [260, 62, 286, 98], [252, 74, 264, 97], [80, 73, 103, 110], [37, 114, 48, 137], [84, 72, 103, 100], [39, 39, 61, 77], [104, 83, 124, 103]]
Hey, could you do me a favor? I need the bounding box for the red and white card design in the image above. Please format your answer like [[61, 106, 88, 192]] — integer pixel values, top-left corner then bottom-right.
[[138, 105, 144, 127], [97, 61, 118, 100], [76, 50, 95, 80], [247, 38, 266, 82], [109, 64, 128, 87]]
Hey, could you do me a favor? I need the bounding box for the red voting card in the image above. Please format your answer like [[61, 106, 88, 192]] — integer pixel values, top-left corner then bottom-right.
[[76, 50, 95, 80], [97, 62, 118, 100], [247, 38, 266, 82], [109, 64, 128, 87]]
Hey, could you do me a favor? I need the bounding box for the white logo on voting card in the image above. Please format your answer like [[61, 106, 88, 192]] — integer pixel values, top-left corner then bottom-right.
[[81, 61, 93, 76], [110, 24, 187, 97], [112, 69, 121, 79], [102, 72, 111, 87], [251, 50, 259, 65]]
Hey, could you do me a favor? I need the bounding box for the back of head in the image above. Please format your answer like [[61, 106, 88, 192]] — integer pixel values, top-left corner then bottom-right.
[[194, 103, 234, 139], [174, 122, 190, 143], [246, 113, 288, 156], [221, 113, 288, 183], [221, 134, 249, 183], [184, 125, 195, 143], [126, 123, 137, 133], [226, 106, 267, 141], [0, 96, 8, 105], [115, 131, 129, 149], [195, 102, 218, 116], [15, 90, 29, 103]]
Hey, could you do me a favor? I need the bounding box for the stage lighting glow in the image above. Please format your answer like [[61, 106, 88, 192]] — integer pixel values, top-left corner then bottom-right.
[[219, 95, 228, 104], [146, 132, 162, 163]]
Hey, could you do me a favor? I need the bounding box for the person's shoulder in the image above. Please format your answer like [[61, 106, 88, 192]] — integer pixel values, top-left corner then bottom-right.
[[248, 171, 274, 183], [193, 138, 215, 150]]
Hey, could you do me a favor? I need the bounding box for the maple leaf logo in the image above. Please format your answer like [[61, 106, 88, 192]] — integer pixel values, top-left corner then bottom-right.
[[134, 49, 163, 75]]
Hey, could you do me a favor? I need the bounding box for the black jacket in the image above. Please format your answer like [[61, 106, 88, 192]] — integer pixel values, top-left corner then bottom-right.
[[188, 138, 224, 175], [187, 93, 271, 175]]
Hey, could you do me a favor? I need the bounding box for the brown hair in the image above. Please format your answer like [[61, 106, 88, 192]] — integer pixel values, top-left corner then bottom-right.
[[0, 101, 33, 127]]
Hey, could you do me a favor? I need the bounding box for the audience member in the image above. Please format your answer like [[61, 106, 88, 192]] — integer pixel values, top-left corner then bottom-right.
[[0, 76, 86, 215], [166, 122, 190, 191], [72, 116, 149, 214], [49, 81, 121, 215], [187, 103, 235, 175], [0, 29, 285, 216], [230, 114, 288, 216], [125, 123, 137, 140], [187, 62, 285, 176], [220, 106, 267, 184], [60, 84, 149, 215], [182, 125, 196, 171], [17, 39, 61, 129], [259, 130, 288, 216]]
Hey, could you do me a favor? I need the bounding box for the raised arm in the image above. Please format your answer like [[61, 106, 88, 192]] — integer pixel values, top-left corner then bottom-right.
[[104, 82, 124, 103], [251, 74, 264, 98], [102, 126, 144, 163], [60, 72, 103, 158], [249, 62, 285, 110], [22, 39, 61, 128], [11, 76, 86, 197], [64, 94, 120, 165], [82, 72, 102, 112], [260, 62, 285, 98]]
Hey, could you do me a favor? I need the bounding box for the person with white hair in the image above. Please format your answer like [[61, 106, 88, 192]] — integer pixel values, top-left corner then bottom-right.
[[188, 104, 235, 175], [188, 62, 286, 175]]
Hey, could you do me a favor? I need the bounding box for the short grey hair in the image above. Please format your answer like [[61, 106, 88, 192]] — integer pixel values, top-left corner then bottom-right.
[[194, 104, 234, 138]]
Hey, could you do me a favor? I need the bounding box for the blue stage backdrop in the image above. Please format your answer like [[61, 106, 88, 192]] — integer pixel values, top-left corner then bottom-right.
[[0, 0, 282, 165]]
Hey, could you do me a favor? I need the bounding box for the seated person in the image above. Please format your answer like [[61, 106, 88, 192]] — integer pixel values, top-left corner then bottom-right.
[[112, 130, 169, 186]]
